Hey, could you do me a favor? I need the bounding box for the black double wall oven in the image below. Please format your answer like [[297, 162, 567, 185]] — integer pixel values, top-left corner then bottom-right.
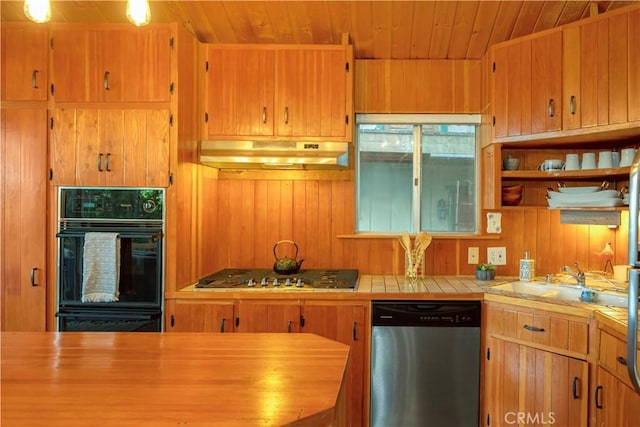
[[56, 187, 165, 332]]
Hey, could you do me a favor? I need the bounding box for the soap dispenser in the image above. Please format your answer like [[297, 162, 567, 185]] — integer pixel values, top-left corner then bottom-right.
[[519, 251, 535, 282]]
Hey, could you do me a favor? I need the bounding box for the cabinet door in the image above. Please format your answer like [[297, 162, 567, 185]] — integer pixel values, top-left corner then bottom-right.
[[206, 47, 274, 137], [1, 108, 47, 331], [485, 339, 588, 426], [492, 40, 532, 138], [165, 300, 235, 332], [595, 367, 640, 426], [275, 48, 347, 138], [235, 300, 300, 333], [1, 24, 48, 101], [51, 28, 95, 103], [50, 108, 170, 187], [301, 302, 367, 427], [531, 31, 563, 134], [51, 26, 171, 103]]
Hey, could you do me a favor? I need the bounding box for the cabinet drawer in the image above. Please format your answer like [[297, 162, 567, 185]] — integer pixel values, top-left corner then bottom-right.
[[599, 329, 640, 389], [486, 302, 588, 356]]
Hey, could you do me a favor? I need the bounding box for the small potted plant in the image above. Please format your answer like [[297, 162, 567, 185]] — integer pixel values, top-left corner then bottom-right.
[[475, 263, 496, 281]]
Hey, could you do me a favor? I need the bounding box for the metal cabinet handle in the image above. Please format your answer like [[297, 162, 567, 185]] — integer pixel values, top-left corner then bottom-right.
[[103, 71, 111, 91], [219, 318, 226, 333], [31, 70, 39, 89], [300, 315, 305, 328], [352, 321, 358, 341], [572, 377, 579, 399], [548, 98, 555, 118], [523, 324, 545, 332], [30, 267, 38, 286], [569, 95, 576, 115], [97, 153, 103, 171], [262, 107, 267, 124], [284, 107, 289, 124], [105, 153, 111, 171], [617, 355, 628, 366], [287, 320, 292, 333], [595, 385, 603, 409]]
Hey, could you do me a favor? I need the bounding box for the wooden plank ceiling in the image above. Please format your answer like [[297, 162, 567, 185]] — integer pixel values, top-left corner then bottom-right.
[[0, 0, 635, 59]]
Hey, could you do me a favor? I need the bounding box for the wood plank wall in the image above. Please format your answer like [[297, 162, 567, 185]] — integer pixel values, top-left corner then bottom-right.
[[198, 177, 628, 279], [195, 58, 629, 282]]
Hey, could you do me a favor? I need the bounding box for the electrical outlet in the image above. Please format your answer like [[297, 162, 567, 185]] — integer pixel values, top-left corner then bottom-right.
[[468, 247, 479, 264], [487, 247, 507, 265]]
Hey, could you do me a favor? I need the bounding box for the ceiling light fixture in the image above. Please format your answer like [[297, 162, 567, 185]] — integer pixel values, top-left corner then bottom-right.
[[23, 0, 51, 23], [126, 0, 151, 27]]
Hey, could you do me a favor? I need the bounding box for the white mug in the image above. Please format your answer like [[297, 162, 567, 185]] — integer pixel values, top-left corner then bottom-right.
[[620, 148, 638, 167], [598, 151, 613, 169], [582, 152, 596, 170], [564, 154, 580, 171], [538, 159, 564, 171]]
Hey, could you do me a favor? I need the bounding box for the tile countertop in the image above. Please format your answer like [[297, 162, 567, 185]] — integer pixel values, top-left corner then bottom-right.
[[172, 275, 628, 317]]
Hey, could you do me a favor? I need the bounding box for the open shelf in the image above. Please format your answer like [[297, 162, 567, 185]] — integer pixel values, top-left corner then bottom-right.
[[502, 166, 630, 180]]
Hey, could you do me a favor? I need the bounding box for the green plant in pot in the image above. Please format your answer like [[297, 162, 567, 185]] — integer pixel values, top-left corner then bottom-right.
[[475, 263, 496, 281]]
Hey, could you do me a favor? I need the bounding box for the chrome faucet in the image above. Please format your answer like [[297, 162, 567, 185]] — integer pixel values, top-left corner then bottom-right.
[[561, 263, 585, 287]]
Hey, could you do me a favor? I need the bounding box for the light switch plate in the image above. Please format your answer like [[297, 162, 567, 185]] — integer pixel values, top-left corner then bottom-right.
[[487, 247, 507, 265], [468, 247, 479, 264]]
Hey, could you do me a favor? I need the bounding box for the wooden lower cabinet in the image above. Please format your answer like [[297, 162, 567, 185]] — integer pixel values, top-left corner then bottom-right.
[[235, 299, 301, 333], [594, 326, 640, 426], [164, 298, 367, 426], [594, 366, 640, 426], [484, 336, 588, 427], [165, 299, 235, 332], [301, 301, 367, 427]]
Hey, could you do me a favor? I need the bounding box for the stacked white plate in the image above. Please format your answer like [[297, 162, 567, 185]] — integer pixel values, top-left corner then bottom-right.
[[623, 193, 630, 205], [547, 188, 623, 208]]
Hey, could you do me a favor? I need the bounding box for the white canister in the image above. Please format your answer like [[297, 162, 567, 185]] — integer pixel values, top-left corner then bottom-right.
[[519, 252, 535, 282]]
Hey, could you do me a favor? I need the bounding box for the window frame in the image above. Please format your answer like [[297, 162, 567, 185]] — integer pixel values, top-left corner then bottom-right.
[[355, 113, 482, 236]]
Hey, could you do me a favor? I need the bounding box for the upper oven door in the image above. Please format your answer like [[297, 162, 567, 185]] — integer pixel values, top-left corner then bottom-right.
[[57, 228, 163, 308]]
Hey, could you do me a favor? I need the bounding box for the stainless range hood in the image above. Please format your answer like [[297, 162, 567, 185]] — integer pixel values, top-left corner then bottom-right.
[[199, 140, 349, 169]]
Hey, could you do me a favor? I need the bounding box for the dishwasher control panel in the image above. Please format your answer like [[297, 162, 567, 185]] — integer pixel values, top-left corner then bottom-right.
[[371, 301, 481, 327]]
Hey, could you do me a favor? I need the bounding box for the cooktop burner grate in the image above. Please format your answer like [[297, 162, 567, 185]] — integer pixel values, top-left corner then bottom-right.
[[195, 268, 358, 290]]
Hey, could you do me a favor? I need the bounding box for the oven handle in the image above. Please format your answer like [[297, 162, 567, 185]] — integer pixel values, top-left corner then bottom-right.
[[56, 231, 163, 240], [56, 311, 158, 320]]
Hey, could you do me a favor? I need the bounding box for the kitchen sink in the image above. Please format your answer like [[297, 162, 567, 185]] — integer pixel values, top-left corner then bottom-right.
[[489, 280, 629, 308]]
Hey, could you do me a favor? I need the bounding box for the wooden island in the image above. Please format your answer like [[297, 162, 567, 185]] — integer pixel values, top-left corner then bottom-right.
[[1, 332, 349, 426]]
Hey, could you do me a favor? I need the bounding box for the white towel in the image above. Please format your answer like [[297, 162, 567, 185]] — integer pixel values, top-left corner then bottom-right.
[[82, 232, 120, 302]]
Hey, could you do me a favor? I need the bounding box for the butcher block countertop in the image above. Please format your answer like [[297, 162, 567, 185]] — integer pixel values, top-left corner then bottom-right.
[[1, 332, 349, 427]]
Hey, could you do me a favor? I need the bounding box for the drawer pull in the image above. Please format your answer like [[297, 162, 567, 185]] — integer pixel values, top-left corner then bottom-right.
[[287, 320, 292, 333], [219, 318, 226, 333], [523, 324, 545, 332], [548, 98, 555, 118], [572, 377, 580, 399], [617, 356, 628, 366], [31, 70, 39, 89], [352, 321, 358, 341], [30, 267, 38, 286], [595, 385, 603, 409]]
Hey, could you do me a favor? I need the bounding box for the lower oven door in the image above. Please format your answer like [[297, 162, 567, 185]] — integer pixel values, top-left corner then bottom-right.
[[57, 229, 163, 307], [57, 308, 162, 332]]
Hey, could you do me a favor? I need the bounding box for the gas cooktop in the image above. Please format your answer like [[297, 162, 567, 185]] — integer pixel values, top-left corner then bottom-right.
[[195, 268, 359, 291]]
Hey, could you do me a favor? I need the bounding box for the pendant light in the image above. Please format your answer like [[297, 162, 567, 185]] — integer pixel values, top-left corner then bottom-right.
[[23, 0, 51, 23], [126, 0, 151, 27]]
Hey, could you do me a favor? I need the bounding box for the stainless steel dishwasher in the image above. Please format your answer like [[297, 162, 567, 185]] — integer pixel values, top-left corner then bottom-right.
[[370, 300, 481, 427]]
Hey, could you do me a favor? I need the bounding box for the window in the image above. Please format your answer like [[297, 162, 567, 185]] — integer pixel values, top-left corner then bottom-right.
[[356, 114, 480, 235]]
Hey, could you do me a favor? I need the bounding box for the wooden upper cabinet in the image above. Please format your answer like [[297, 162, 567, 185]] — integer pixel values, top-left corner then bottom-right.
[[50, 108, 170, 187], [530, 31, 563, 134], [204, 44, 352, 141], [274, 48, 348, 138], [205, 47, 275, 137], [492, 30, 563, 138], [493, 4, 640, 142], [563, 8, 640, 130], [50, 25, 171, 103], [1, 23, 48, 101]]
